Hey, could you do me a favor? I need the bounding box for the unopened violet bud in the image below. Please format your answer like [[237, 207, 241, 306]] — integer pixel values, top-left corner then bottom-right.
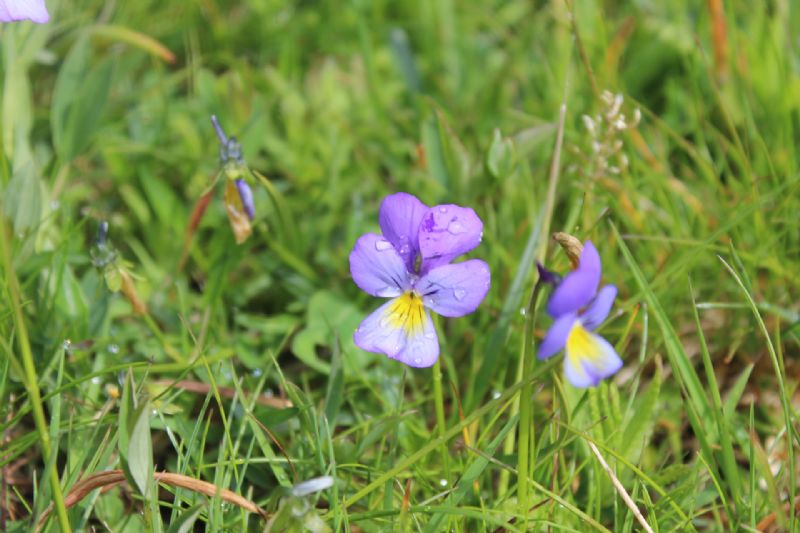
[[96, 220, 109, 248], [536, 261, 562, 286], [236, 179, 255, 220]]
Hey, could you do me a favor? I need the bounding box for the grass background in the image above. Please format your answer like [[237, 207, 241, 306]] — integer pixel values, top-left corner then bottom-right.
[[1, 0, 799, 531]]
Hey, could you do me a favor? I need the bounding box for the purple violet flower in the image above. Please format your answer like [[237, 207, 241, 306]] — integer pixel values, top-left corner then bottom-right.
[[349, 192, 491, 368], [538, 241, 623, 387], [0, 0, 49, 23]]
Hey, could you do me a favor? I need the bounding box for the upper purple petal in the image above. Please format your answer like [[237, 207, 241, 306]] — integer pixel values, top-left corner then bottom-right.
[[546, 241, 602, 317], [354, 298, 440, 367], [0, 0, 49, 22], [538, 312, 577, 359], [235, 179, 255, 220], [580, 285, 617, 331], [349, 233, 412, 298], [418, 204, 483, 272], [416, 259, 491, 318], [379, 192, 428, 271]]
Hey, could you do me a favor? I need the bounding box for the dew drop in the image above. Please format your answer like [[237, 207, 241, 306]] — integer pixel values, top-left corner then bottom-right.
[[438, 206, 448, 213], [519, 307, 527, 316], [398, 243, 411, 255], [107, 344, 119, 354], [439, 479, 448, 487], [374, 238, 393, 251], [492, 390, 502, 399], [447, 220, 466, 235], [91, 376, 102, 385], [413, 357, 423, 365], [252, 368, 263, 377], [376, 287, 399, 298], [424, 331, 436, 339], [453, 287, 467, 301]]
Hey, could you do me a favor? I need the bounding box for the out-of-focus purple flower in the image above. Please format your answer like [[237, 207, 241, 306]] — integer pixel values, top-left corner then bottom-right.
[[211, 115, 256, 243], [349, 192, 491, 367], [0, 0, 49, 23], [538, 241, 622, 388]]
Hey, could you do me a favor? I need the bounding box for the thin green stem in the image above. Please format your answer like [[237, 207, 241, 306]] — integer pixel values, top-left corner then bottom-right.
[[517, 87, 568, 522], [0, 215, 71, 533], [432, 352, 451, 483], [516, 281, 544, 523]]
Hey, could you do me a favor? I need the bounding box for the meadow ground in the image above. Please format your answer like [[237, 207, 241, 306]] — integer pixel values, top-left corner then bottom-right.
[[1, 0, 799, 531]]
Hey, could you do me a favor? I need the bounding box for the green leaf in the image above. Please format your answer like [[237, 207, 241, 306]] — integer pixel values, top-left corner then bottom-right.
[[3, 162, 43, 234], [291, 290, 365, 374], [127, 403, 154, 497], [51, 35, 114, 161]]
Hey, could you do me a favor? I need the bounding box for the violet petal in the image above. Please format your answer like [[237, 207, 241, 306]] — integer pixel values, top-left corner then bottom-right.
[[354, 297, 439, 367], [418, 204, 483, 272], [538, 312, 577, 360], [349, 233, 412, 298], [563, 322, 623, 388], [581, 285, 617, 331], [416, 259, 490, 318], [546, 241, 602, 317], [379, 192, 428, 271], [0, 0, 49, 23]]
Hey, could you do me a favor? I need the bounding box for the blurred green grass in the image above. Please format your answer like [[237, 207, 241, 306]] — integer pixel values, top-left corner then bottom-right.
[[1, 0, 798, 531]]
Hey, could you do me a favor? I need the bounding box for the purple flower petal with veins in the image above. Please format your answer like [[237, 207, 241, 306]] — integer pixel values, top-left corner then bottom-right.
[[0, 0, 49, 23], [349, 192, 490, 367]]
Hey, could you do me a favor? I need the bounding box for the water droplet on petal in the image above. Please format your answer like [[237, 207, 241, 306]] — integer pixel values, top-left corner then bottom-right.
[[424, 331, 436, 339], [447, 220, 466, 234], [453, 287, 467, 301], [413, 357, 423, 365], [438, 206, 448, 213], [399, 243, 411, 255], [376, 287, 399, 298], [375, 238, 393, 251]]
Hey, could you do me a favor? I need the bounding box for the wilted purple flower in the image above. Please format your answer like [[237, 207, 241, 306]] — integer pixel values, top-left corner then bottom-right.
[[538, 241, 622, 387], [0, 0, 49, 23], [349, 192, 490, 367]]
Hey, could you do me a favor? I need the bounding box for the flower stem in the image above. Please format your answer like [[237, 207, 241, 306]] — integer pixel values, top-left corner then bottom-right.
[[516, 279, 544, 521], [0, 215, 71, 533], [432, 354, 451, 483], [517, 92, 568, 523]]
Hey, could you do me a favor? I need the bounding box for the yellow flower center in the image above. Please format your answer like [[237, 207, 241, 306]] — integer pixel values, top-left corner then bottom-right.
[[386, 292, 426, 336], [565, 321, 602, 365]]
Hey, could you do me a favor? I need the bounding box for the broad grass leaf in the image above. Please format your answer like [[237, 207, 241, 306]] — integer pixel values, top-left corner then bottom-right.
[[127, 403, 154, 497], [2, 162, 43, 234], [51, 35, 114, 162]]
